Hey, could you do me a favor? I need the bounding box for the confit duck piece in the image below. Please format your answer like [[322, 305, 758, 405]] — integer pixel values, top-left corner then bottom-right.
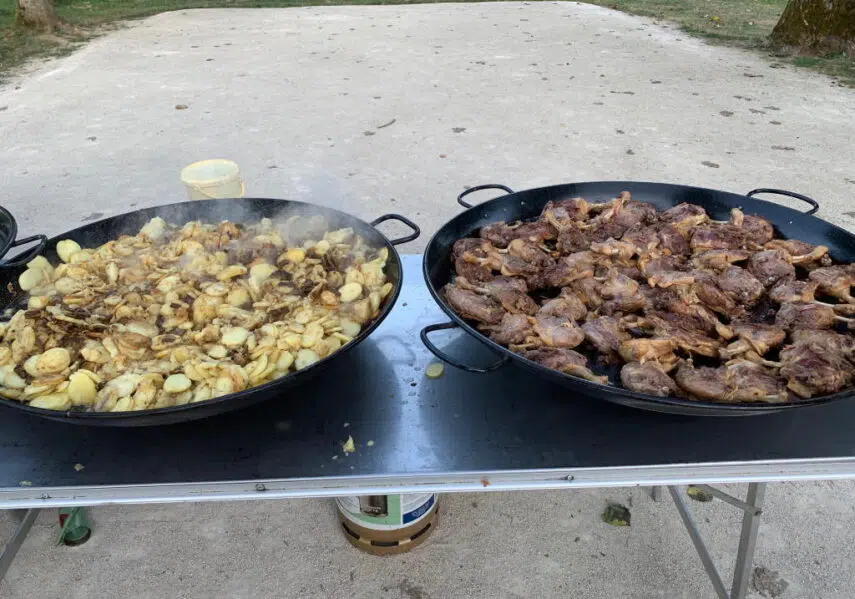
[[478, 313, 533, 345], [539, 288, 588, 321], [620, 361, 682, 397], [598, 269, 647, 316], [692, 249, 751, 272], [442, 285, 504, 324], [690, 224, 748, 252], [516, 347, 607, 384], [479, 219, 556, 248], [728, 208, 774, 245], [454, 276, 539, 315], [716, 266, 765, 305], [529, 314, 586, 349], [659, 203, 709, 231], [809, 266, 855, 304], [582, 316, 631, 363], [618, 338, 679, 370], [780, 342, 855, 398], [675, 361, 788, 403], [636, 311, 723, 358], [719, 323, 787, 360]]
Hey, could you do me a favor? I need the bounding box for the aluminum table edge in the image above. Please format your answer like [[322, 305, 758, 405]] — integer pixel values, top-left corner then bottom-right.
[[2, 456, 855, 509]]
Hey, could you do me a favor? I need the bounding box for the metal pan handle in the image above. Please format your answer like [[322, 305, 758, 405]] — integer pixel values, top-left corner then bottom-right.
[[457, 184, 515, 209], [746, 188, 819, 215], [370, 214, 420, 245], [420, 322, 509, 374], [0, 234, 48, 268]]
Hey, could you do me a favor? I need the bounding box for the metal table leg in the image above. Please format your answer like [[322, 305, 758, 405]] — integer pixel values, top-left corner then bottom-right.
[[647, 486, 664, 502], [731, 483, 766, 599], [668, 483, 767, 599], [669, 486, 729, 599], [0, 509, 40, 582]]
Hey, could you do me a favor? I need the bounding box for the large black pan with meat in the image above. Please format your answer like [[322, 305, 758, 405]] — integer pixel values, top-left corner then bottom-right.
[[0, 198, 419, 426], [421, 181, 855, 416]]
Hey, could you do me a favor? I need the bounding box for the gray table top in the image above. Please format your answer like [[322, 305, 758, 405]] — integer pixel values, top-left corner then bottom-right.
[[2, 255, 855, 508]]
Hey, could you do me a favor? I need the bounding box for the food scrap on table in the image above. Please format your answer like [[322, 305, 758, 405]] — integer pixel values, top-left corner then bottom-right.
[[426, 362, 445, 379]]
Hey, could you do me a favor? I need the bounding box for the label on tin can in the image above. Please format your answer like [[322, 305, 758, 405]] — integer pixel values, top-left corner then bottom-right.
[[336, 494, 436, 531]]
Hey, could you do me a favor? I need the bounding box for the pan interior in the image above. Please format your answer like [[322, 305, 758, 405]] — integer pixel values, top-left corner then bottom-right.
[[424, 181, 855, 413], [0, 198, 403, 424]]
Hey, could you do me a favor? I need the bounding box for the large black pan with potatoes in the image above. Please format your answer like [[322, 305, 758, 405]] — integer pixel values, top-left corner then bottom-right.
[[0, 198, 418, 426], [421, 181, 855, 416]]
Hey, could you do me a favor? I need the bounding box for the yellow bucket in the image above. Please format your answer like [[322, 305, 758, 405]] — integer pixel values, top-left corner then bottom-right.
[[180, 159, 245, 200]]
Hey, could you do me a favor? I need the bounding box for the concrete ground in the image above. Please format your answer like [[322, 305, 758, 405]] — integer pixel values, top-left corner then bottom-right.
[[1, 2, 855, 597]]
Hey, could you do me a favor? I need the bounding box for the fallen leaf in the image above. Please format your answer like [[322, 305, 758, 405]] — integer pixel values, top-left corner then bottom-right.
[[602, 502, 631, 526], [175, 104, 189, 110], [687, 485, 714, 502], [74, 463, 84, 472], [342, 435, 356, 455], [751, 566, 789, 598]]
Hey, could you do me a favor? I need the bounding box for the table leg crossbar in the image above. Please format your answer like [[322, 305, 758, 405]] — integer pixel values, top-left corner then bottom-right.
[[667, 483, 767, 599], [0, 485, 767, 594], [0, 509, 40, 582]]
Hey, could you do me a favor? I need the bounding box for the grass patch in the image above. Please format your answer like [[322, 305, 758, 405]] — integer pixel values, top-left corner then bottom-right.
[[0, 0, 853, 86], [585, 0, 855, 86]]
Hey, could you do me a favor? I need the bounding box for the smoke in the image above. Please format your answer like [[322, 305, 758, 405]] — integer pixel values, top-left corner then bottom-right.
[[289, 170, 348, 212]]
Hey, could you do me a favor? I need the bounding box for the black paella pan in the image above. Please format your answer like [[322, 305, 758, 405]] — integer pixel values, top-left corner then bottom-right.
[[0, 198, 419, 426], [420, 181, 855, 416]]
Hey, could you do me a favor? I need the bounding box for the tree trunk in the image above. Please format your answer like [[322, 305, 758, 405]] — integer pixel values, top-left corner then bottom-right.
[[16, 0, 61, 31], [770, 0, 855, 55]]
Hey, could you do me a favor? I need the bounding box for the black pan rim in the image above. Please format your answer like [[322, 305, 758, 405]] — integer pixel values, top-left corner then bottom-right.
[[0, 205, 19, 261], [422, 180, 852, 413], [0, 198, 404, 421]]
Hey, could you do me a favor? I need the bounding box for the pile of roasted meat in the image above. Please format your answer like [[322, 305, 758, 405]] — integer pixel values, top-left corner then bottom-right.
[[443, 192, 855, 403]]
